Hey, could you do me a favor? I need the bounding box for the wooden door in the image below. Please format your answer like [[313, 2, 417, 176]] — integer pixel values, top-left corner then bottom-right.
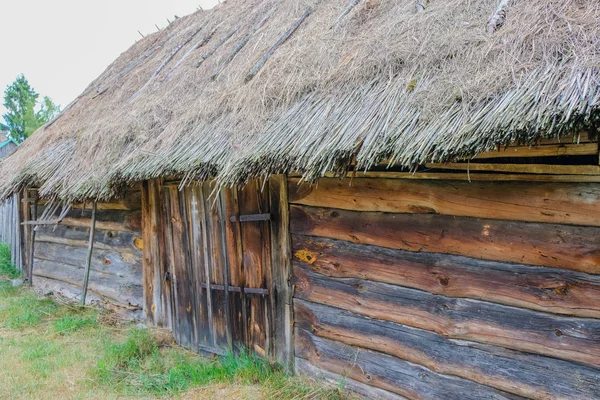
[[159, 180, 274, 357]]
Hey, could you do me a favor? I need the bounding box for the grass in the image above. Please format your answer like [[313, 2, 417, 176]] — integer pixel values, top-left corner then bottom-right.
[[0, 242, 21, 279], [0, 243, 352, 399]]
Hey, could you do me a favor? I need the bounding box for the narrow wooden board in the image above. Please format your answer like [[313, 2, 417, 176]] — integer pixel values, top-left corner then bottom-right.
[[296, 300, 600, 400], [425, 162, 600, 175], [295, 329, 522, 400], [293, 265, 600, 368], [292, 235, 600, 318], [290, 205, 600, 274], [472, 142, 598, 159], [289, 178, 600, 227]]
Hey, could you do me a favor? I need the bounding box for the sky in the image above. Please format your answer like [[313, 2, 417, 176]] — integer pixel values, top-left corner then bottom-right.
[[0, 0, 219, 115]]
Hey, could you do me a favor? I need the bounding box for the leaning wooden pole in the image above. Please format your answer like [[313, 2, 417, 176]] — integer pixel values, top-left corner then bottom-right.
[[27, 190, 38, 286], [81, 200, 97, 306]]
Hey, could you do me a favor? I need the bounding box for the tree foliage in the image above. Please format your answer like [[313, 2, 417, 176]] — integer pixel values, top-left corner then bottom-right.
[[0, 75, 60, 143]]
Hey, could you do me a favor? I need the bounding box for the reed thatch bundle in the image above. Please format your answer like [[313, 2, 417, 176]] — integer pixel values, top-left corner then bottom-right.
[[1, 0, 599, 200]]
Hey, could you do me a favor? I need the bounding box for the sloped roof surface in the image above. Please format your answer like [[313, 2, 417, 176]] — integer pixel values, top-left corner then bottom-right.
[[0, 0, 598, 200]]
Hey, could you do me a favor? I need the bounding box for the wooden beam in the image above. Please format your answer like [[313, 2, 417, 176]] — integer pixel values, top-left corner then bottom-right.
[[473, 142, 597, 159], [288, 177, 600, 227], [80, 200, 97, 305], [290, 171, 600, 182], [425, 162, 600, 175], [290, 205, 600, 273], [296, 300, 600, 400], [269, 175, 294, 371], [294, 265, 600, 368], [292, 235, 600, 319]]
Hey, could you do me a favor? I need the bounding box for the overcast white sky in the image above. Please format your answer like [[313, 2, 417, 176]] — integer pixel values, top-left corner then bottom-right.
[[0, 0, 219, 115]]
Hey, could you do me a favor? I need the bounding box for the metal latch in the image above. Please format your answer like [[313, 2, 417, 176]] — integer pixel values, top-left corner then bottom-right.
[[230, 213, 271, 223]]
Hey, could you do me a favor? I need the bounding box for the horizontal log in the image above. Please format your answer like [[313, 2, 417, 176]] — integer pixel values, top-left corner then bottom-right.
[[293, 265, 600, 368], [33, 276, 143, 317], [289, 178, 600, 227], [472, 142, 598, 159], [289, 171, 600, 182], [425, 163, 600, 175], [295, 329, 521, 400], [33, 259, 142, 307], [292, 235, 600, 318], [36, 206, 142, 233], [35, 224, 142, 250], [34, 241, 141, 276], [290, 205, 600, 273], [296, 300, 600, 400], [295, 358, 406, 400]]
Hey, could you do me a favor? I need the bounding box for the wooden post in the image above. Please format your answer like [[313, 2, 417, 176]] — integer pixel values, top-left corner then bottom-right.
[[27, 190, 38, 286], [81, 200, 97, 306]]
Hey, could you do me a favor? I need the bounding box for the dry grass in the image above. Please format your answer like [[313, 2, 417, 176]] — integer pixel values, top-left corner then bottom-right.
[[2, 0, 599, 201]]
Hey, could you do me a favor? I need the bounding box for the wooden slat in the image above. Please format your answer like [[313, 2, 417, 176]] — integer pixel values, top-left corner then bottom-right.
[[293, 265, 600, 368], [289, 178, 600, 227], [296, 358, 406, 400], [472, 142, 598, 159], [203, 183, 229, 349], [295, 329, 520, 400], [141, 181, 156, 324], [290, 205, 600, 274], [238, 180, 271, 358], [162, 187, 177, 336], [269, 175, 294, 370], [168, 186, 196, 350], [33, 259, 142, 308], [425, 162, 600, 175], [187, 186, 213, 349], [296, 300, 600, 400], [292, 235, 600, 318], [290, 171, 600, 182]]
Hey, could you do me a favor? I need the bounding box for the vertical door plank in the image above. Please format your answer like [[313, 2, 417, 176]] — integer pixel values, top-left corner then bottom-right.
[[198, 186, 216, 349], [187, 187, 212, 350], [168, 186, 195, 350], [223, 187, 247, 348], [238, 180, 270, 358], [202, 184, 229, 349], [160, 186, 175, 331], [269, 175, 294, 370]]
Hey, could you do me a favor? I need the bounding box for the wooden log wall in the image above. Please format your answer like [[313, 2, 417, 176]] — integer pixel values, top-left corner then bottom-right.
[[32, 187, 143, 317], [289, 177, 600, 400]]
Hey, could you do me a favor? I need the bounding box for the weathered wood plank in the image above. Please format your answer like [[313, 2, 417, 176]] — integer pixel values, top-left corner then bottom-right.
[[168, 186, 196, 350], [35, 224, 142, 250], [186, 186, 212, 349], [295, 329, 522, 400], [425, 162, 600, 176], [290, 205, 600, 274], [296, 300, 600, 400], [159, 185, 174, 329], [292, 235, 600, 318], [238, 180, 271, 358], [141, 180, 157, 325], [296, 358, 405, 400], [36, 206, 142, 232], [290, 171, 600, 182], [34, 259, 142, 308], [34, 241, 141, 277], [473, 142, 598, 159], [294, 265, 600, 368], [269, 175, 294, 370], [289, 178, 600, 227]]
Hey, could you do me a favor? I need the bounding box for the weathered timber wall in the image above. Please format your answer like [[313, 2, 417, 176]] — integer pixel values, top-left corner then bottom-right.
[[289, 177, 600, 400], [32, 187, 143, 317]]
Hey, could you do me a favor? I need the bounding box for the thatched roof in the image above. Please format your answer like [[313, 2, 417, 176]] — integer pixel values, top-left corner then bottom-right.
[[1, 0, 599, 201]]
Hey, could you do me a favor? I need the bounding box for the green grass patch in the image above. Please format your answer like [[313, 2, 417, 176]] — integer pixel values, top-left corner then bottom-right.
[[1, 293, 60, 329], [0, 242, 20, 279], [94, 329, 348, 398], [53, 311, 98, 335]]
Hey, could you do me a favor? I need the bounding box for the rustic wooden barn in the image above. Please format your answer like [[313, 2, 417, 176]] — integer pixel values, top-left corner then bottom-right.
[[0, 0, 599, 398]]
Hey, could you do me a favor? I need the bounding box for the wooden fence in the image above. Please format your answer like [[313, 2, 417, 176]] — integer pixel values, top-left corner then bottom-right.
[[0, 194, 22, 271]]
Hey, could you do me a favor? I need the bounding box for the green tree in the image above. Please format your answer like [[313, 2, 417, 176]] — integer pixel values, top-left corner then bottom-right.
[[0, 75, 60, 143]]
